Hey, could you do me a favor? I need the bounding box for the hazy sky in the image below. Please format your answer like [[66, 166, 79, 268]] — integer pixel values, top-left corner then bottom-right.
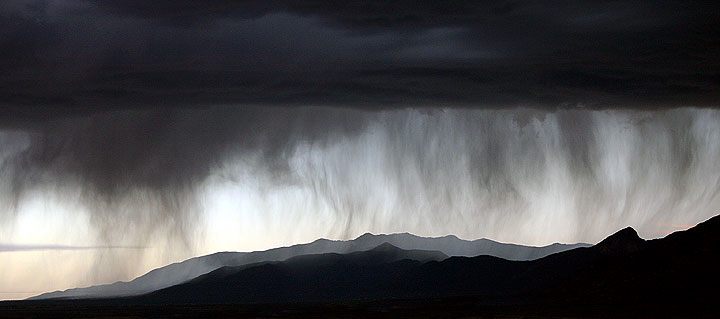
[[1, 1, 719, 300], [2, 107, 719, 300]]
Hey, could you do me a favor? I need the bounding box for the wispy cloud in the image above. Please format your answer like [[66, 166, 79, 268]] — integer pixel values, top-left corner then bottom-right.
[[0, 244, 147, 252]]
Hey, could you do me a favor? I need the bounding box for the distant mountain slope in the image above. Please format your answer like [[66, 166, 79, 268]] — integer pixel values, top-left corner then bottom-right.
[[140, 243, 448, 304], [31, 233, 587, 299], [132, 239, 607, 304], [133, 214, 720, 315]]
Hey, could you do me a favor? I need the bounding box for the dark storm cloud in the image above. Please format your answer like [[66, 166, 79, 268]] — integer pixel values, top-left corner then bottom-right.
[[1, 1, 720, 251], [1, 0, 719, 120], [0, 106, 367, 244], [3, 107, 365, 200]]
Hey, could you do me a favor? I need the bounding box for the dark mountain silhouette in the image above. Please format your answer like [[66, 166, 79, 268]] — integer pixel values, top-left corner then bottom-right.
[[593, 226, 644, 255], [138, 243, 451, 304], [31, 232, 587, 299], [127, 215, 719, 316]]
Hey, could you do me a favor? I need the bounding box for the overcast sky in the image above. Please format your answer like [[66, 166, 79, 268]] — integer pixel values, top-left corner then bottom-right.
[[1, 0, 719, 115], [1, 1, 719, 300]]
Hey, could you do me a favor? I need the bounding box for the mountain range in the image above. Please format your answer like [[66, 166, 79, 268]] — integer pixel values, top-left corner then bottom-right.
[[5, 215, 719, 317], [125, 214, 719, 317], [31, 232, 588, 299]]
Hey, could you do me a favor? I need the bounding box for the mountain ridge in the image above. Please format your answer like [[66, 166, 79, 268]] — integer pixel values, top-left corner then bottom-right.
[[31, 232, 588, 300], [127, 215, 719, 314]]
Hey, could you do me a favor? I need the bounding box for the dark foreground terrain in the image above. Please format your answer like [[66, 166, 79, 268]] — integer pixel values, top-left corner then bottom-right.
[[2, 296, 715, 319], [3, 215, 719, 318]]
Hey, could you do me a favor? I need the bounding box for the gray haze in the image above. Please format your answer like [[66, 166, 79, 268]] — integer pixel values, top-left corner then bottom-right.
[[0, 244, 145, 252], [2, 107, 719, 249]]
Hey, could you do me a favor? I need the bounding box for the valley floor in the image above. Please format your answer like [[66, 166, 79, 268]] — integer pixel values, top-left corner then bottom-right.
[[0, 297, 708, 319]]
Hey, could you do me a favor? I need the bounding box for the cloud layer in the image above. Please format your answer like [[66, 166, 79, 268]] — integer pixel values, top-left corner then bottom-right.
[[1, 0, 719, 116]]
